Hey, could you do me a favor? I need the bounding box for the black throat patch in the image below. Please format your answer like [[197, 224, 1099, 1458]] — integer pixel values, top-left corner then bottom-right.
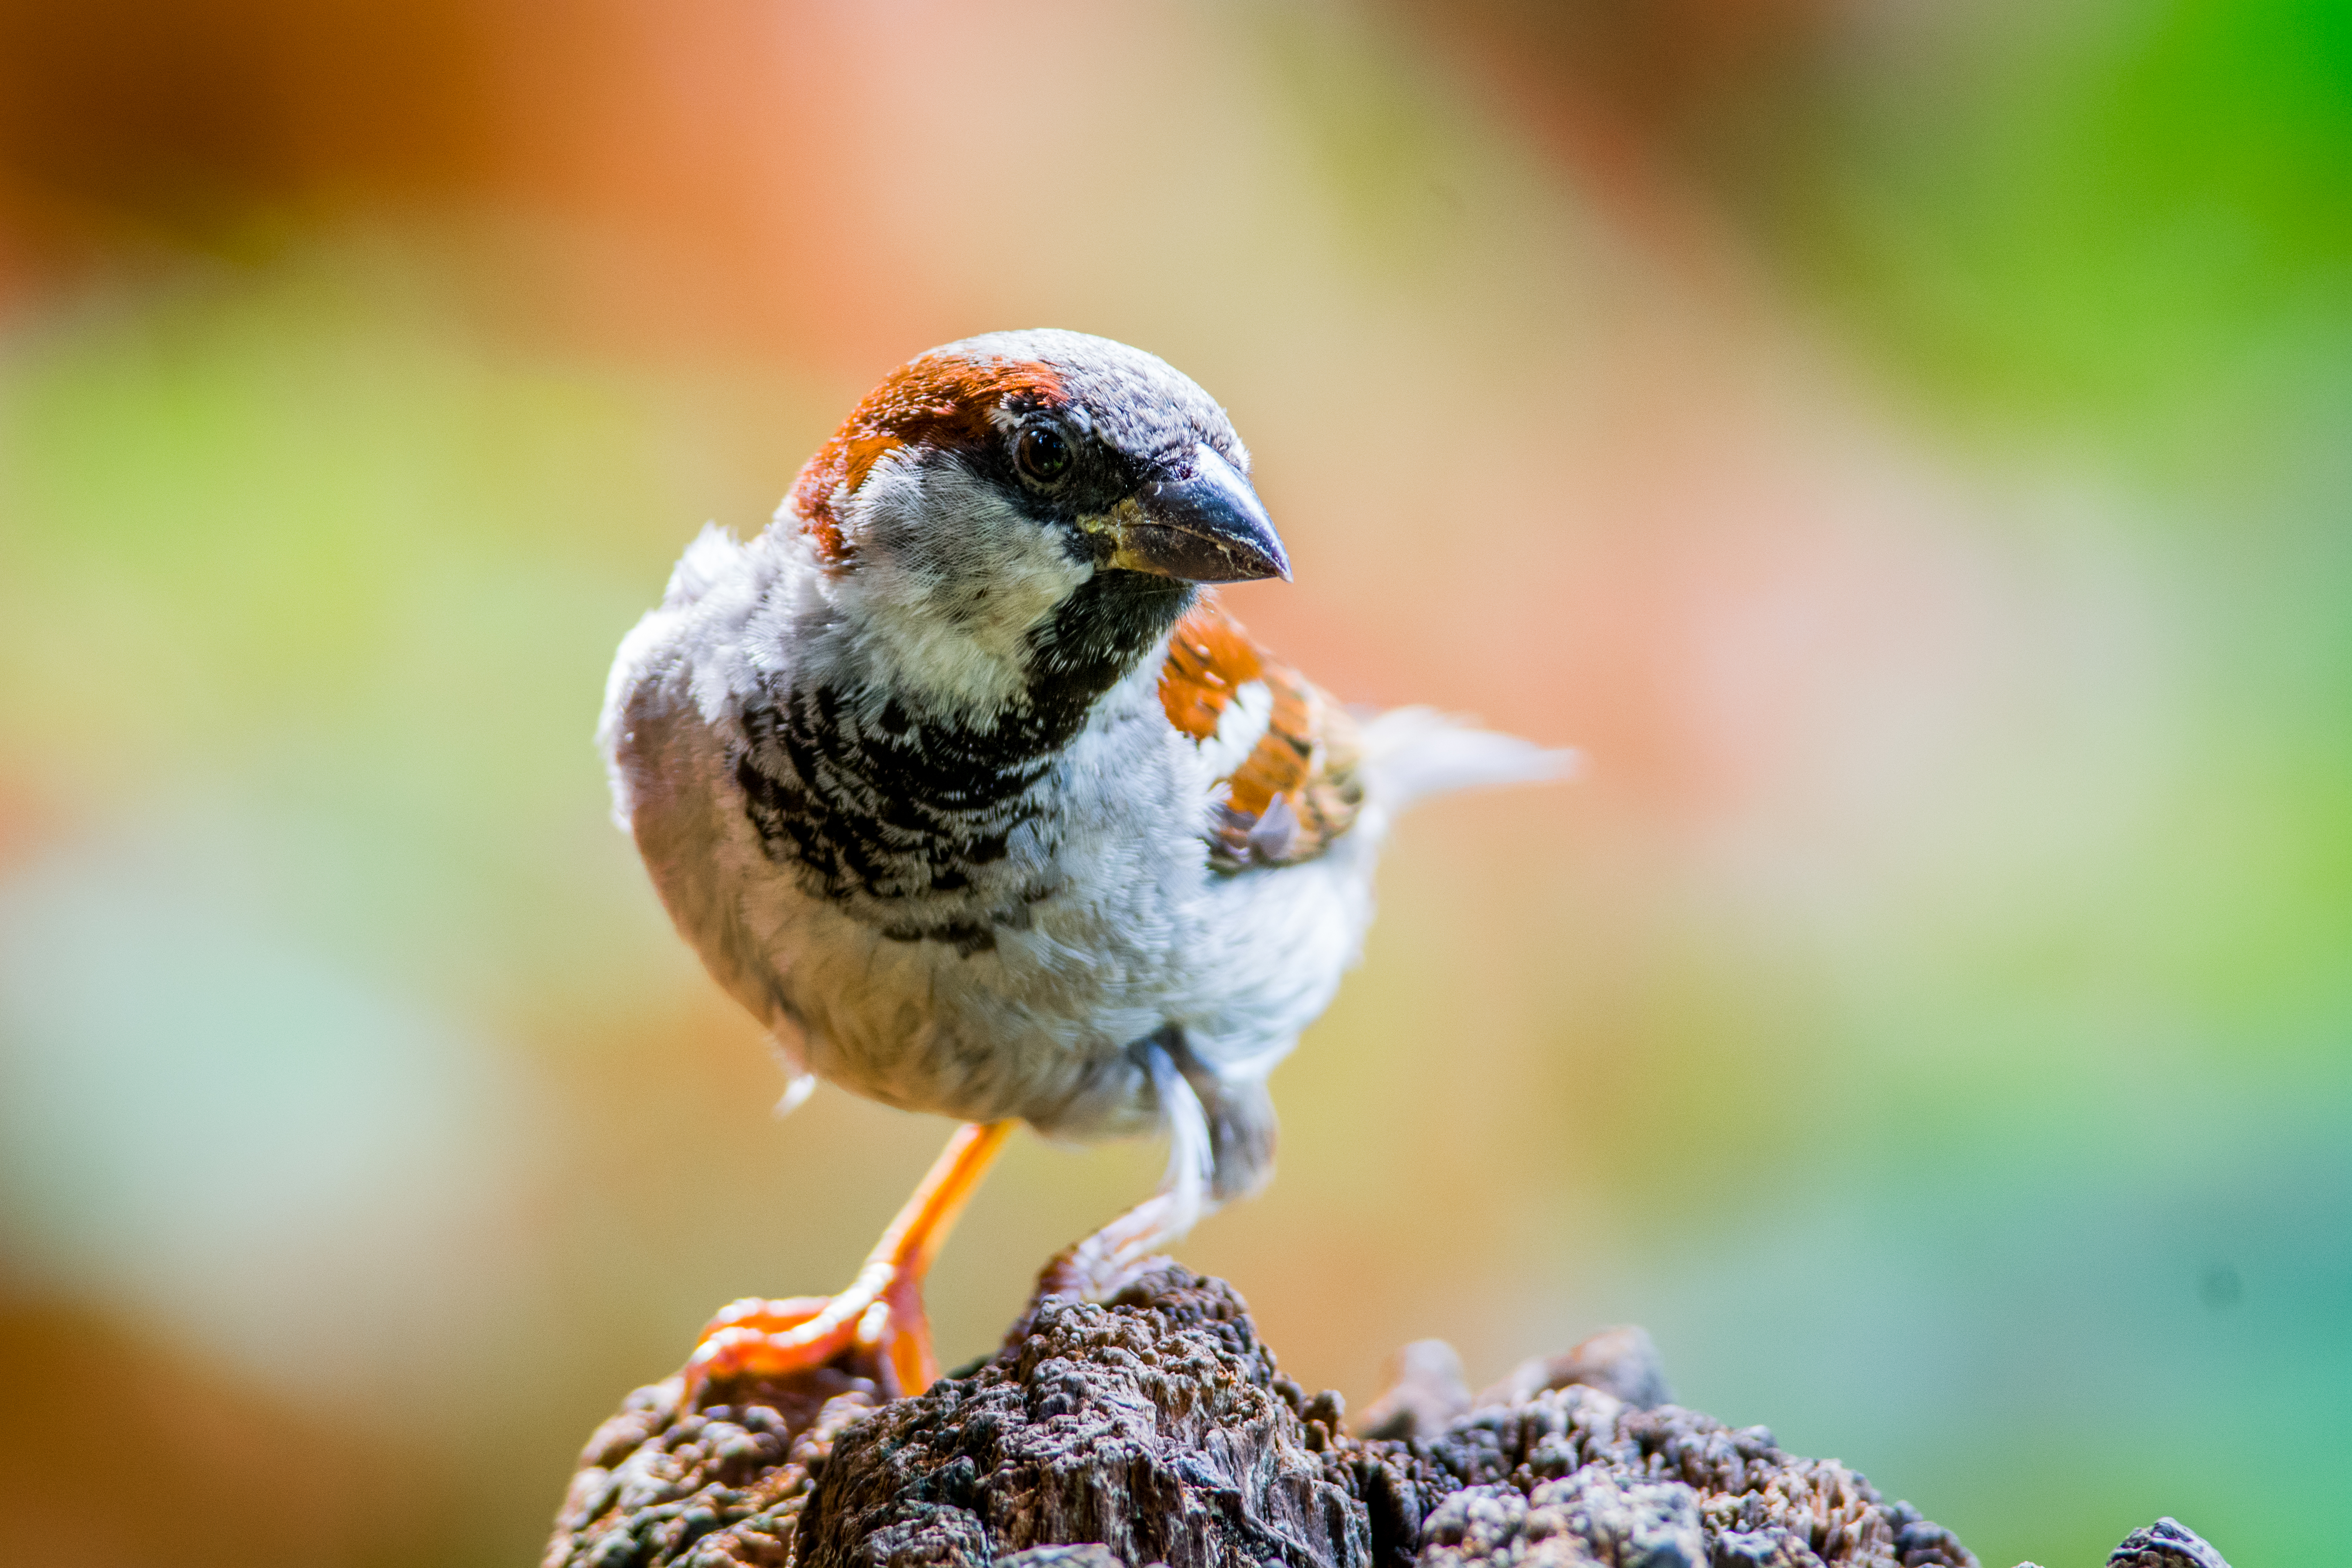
[[733, 571, 1192, 952]]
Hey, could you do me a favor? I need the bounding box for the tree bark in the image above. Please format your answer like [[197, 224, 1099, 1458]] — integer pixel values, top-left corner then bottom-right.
[[541, 1264, 2228, 1568]]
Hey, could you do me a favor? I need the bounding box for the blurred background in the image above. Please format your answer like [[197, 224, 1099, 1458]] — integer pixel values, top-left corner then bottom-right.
[[0, 2, 2345, 1564]]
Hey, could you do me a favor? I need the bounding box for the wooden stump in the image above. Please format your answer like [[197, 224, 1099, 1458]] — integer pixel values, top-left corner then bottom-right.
[[541, 1264, 2225, 1568]]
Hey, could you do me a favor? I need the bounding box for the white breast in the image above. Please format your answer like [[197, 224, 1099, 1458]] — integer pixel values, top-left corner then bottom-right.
[[600, 529, 1392, 1151]]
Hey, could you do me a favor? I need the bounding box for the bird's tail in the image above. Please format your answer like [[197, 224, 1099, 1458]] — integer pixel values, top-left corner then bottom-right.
[[1357, 706, 1579, 816]]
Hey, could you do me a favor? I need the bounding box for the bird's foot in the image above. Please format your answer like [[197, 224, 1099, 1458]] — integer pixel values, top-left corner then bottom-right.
[[683, 1259, 934, 1407], [1034, 1190, 1188, 1303], [680, 1120, 1014, 1409]]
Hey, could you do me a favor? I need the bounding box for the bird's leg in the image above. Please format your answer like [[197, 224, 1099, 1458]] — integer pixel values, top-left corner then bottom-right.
[[1034, 1047, 1217, 1303], [683, 1119, 1013, 1404], [1033, 1189, 1194, 1303]]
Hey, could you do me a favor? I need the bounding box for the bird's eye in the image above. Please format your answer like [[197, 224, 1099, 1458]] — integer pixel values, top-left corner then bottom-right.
[[1014, 424, 1072, 486]]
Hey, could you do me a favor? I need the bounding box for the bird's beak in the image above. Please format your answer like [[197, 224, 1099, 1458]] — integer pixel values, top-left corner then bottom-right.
[[1096, 443, 1291, 584]]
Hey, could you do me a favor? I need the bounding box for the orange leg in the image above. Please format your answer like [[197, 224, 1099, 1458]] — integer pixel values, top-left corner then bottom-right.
[[684, 1119, 1013, 1403]]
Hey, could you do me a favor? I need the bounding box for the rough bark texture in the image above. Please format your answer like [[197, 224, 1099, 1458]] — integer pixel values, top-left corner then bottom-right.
[[543, 1266, 2231, 1568]]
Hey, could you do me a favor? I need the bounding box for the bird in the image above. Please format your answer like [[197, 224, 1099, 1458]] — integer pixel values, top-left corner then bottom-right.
[[599, 329, 1571, 1402]]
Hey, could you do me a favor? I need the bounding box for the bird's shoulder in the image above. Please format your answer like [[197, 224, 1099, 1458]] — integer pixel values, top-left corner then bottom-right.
[[1157, 594, 1362, 870]]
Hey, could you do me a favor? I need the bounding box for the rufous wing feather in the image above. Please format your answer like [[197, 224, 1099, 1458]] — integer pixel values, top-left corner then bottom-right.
[[1159, 595, 1362, 870]]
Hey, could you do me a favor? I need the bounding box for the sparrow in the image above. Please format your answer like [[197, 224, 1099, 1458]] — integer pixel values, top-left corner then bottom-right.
[[600, 329, 1570, 1400]]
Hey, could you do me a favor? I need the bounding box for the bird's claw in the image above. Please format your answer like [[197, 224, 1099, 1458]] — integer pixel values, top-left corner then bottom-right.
[[681, 1272, 934, 1407], [1034, 1191, 1186, 1303], [676, 1121, 1012, 1409]]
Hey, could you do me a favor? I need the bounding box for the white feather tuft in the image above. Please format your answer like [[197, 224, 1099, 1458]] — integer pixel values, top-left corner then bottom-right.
[[768, 1029, 818, 1117], [665, 522, 744, 608], [772, 1071, 817, 1117]]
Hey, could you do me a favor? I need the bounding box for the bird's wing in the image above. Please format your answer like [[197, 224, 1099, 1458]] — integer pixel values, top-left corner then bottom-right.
[[1158, 594, 1364, 870]]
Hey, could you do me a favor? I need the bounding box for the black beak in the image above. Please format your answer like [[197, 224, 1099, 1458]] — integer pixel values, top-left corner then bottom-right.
[[1106, 444, 1291, 584]]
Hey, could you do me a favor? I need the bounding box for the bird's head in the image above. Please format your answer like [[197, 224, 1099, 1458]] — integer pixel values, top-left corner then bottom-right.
[[780, 329, 1286, 718]]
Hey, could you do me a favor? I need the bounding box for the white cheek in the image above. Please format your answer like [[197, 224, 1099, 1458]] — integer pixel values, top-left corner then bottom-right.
[[829, 456, 1092, 709]]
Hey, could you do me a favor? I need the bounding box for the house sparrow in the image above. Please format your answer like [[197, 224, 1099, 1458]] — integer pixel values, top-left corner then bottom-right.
[[600, 329, 1570, 1400]]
